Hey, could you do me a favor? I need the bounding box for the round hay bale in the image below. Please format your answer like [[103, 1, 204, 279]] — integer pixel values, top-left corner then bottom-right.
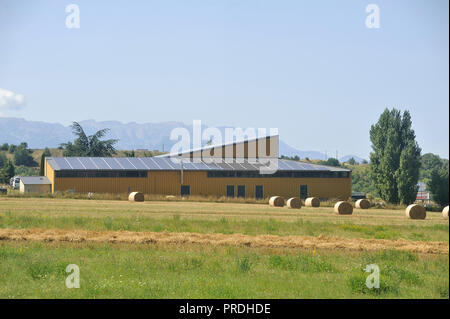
[[442, 206, 449, 220], [128, 192, 144, 202], [405, 204, 426, 220], [269, 196, 285, 207], [305, 197, 320, 207], [355, 199, 370, 209], [334, 201, 353, 215], [287, 197, 302, 209]]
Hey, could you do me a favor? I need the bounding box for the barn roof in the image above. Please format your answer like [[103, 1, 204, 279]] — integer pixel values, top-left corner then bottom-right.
[[46, 157, 350, 172], [20, 176, 52, 185]]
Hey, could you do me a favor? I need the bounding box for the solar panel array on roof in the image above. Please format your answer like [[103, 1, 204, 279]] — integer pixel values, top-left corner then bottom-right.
[[46, 157, 350, 172]]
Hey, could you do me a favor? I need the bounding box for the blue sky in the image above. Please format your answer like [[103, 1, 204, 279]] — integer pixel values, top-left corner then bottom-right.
[[0, 0, 448, 158]]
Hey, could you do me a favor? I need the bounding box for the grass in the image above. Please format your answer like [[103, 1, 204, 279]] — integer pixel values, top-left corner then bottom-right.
[[0, 198, 448, 242], [0, 197, 448, 298], [0, 241, 447, 299]]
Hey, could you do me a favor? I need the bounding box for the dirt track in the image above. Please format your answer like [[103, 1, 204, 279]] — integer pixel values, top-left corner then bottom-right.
[[0, 228, 448, 254]]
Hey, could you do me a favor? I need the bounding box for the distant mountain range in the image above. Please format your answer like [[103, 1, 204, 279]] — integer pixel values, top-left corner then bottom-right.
[[0, 117, 367, 162]]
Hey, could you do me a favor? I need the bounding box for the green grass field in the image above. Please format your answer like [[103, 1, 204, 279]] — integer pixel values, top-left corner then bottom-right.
[[0, 197, 448, 298]]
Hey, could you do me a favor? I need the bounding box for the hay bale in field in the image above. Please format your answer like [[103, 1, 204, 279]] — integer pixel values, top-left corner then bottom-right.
[[128, 192, 144, 202], [287, 197, 302, 209], [334, 201, 353, 215], [305, 197, 320, 207], [269, 196, 285, 207], [442, 206, 449, 219], [355, 199, 370, 209], [405, 204, 426, 220]]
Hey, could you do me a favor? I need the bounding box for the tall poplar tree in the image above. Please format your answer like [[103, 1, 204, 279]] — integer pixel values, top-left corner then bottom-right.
[[369, 108, 421, 204], [39, 148, 51, 176]]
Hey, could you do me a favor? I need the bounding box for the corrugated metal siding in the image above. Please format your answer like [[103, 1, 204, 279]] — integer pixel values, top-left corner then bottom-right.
[[45, 160, 55, 193], [183, 171, 351, 200], [49, 168, 351, 200]]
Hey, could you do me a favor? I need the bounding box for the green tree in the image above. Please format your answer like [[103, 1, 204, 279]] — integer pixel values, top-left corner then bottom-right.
[[0, 143, 8, 151], [124, 150, 135, 157], [39, 148, 51, 176], [8, 144, 16, 153], [0, 159, 15, 183], [369, 108, 421, 204], [419, 153, 447, 182], [397, 142, 422, 204], [351, 164, 377, 196], [427, 162, 449, 207], [347, 157, 356, 165], [60, 122, 118, 157], [0, 152, 7, 168], [319, 158, 340, 167], [13, 144, 36, 166]]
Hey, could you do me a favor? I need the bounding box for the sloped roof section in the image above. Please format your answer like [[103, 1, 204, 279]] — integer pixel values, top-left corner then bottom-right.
[[46, 157, 350, 172], [20, 176, 52, 185], [157, 134, 279, 158]]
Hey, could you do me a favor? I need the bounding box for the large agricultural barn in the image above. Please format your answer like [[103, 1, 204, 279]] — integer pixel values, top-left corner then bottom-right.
[[42, 135, 351, 200]]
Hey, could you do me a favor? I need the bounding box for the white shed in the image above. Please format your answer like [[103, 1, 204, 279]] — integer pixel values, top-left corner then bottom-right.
[[19, 176, 52, 194]]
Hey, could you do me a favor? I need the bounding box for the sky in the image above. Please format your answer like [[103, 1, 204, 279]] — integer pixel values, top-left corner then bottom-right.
[[0, 0, 448, 159]]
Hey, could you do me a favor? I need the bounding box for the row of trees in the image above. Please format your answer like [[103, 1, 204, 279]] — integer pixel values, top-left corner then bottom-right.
[[0, 142, 36, 167]]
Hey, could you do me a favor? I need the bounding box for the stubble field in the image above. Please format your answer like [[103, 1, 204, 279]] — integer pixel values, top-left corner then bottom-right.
[[0, 197, 448, 298]]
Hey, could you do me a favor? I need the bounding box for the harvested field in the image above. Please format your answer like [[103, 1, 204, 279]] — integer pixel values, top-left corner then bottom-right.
[[0, 197, 448, 299], [0, 228, 447, 255], [0, 197, 448, 242]]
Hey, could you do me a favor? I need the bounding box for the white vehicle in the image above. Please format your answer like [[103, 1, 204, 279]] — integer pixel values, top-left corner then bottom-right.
[[12, 176, 21, 190]]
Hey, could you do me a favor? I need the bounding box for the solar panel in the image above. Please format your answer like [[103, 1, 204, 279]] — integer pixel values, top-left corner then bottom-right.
[[189, 161, 212, 170], [91, 158, 112, 170], [65, 158, 85, 169], [52, 158, 72, 170], [154, 158, 179, 170], [78, 157, 98, 170], [46, 157, 350, 173], [181, 162, 197, 170], [132, 158, 150, 170], [102, 157, 122, 170], [114, 158, 136, 169], [140, 158, 161, 170]]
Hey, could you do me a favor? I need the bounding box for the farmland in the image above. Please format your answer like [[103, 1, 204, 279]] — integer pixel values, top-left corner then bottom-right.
[[0, 197, 448, 298]]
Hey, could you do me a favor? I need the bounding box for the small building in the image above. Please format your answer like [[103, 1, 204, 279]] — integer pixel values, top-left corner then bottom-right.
[[416, 182, 430, 204], [19, 176, 52, 194]]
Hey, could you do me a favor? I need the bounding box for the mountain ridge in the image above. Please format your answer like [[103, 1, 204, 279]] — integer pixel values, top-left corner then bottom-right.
[[0, 117, 366, 162]]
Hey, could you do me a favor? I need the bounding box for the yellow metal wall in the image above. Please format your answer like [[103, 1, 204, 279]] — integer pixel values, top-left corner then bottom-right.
[[45, 160, 55, 193], [47, 162, 351, 200]]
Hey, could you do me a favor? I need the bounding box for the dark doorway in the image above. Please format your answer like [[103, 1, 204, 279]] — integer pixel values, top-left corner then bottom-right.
[[299, 185, 308, 199], [181, 185, 190, 196], [237, 185, 246, 198], [226, 185, 235, 198], [255, 185, 264, 199]]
